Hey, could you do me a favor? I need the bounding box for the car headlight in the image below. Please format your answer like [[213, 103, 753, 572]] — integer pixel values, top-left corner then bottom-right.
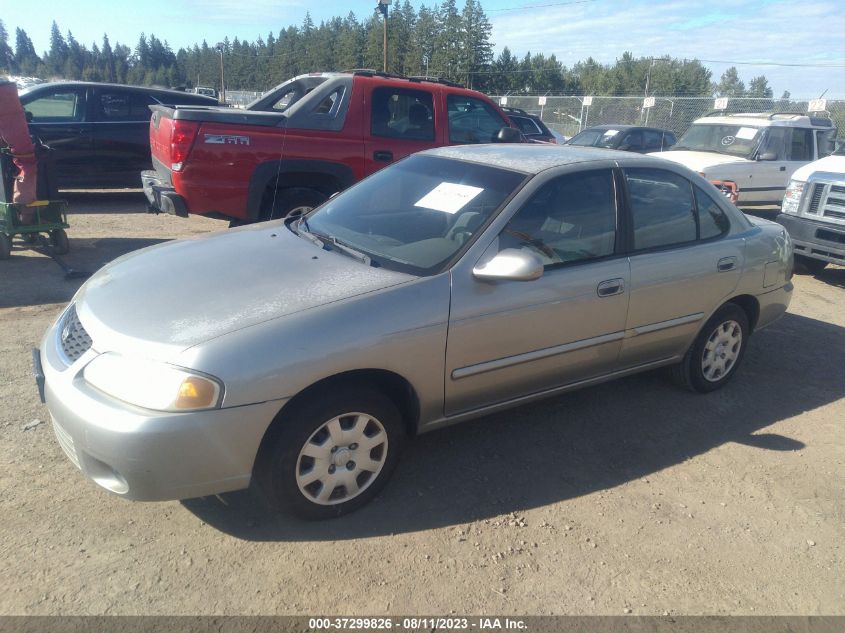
[[782, 180, 805, 215], [83, 353, 223, 411]]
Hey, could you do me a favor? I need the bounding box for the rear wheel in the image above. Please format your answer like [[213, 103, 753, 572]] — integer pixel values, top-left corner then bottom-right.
[[262, 187, 327, 222], [256, 386, 404, 519], [0, 233, 11, 260], [670, 303, 749, 393], [794, 254, 827, 275], [49, 229, 69, 255]]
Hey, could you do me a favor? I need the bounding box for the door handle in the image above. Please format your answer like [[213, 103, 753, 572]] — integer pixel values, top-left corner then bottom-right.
[[717, 256, 737, 272], [373, 150, 393, 162], [779, 166, 786, 172], [597, 278, 625, 297]]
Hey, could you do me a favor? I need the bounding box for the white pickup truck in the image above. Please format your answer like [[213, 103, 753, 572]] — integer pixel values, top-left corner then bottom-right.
[[654, 112, 837, 208], [775, 144, 845, 274]]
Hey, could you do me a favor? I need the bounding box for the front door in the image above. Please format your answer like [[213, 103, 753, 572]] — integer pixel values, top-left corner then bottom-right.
[[445, 168, 630, 415], [23, 86, 91, 186]]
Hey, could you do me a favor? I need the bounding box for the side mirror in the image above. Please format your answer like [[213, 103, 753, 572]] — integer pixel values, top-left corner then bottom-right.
[[25, 110, 33, 123], [494, 127, 522, 144], [473, 248, 544, 282], [758, 151, 778, 161]]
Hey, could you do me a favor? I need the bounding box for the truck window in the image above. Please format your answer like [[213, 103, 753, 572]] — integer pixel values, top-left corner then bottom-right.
[[447, 95, 507, 144], [370, 87, 435, 141], [787, 129, 813, 161], [311, 88, 344, 117], [816, 129, 836, 158]]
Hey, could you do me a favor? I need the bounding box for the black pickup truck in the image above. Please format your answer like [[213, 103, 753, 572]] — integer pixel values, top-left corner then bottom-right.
[[19, 82, 217, 189]]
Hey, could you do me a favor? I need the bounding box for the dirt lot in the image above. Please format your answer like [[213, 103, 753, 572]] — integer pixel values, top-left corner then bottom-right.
[[1, 192, 843, 616]]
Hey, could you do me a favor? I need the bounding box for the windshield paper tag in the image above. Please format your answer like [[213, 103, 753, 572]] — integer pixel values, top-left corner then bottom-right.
[[415, 183, 484, 214], [735, 127, 758, 140], [602, 129, 619, 136]]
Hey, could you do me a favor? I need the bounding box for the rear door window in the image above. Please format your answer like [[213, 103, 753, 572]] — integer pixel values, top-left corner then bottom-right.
[[626, 168, 697, 250], [97, 91, 133, 121], [787, 128, 813, 161], [447, 95, 508, 144], [371, 87, 435, 141]]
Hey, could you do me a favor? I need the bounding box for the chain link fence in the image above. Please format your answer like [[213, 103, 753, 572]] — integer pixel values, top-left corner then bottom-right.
[[224, 90, 264, 108], [491, 96, 845, 140]]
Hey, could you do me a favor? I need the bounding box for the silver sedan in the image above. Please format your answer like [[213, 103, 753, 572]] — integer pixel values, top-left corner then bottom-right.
[[37, 144, 793, 519]]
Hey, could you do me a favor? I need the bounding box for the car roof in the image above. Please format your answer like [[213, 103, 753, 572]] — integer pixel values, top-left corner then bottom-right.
[[581, 124, 674, 133], [693, 113, 831, 128], [422, 143, 658, 174], [21, 81, 217, 101]]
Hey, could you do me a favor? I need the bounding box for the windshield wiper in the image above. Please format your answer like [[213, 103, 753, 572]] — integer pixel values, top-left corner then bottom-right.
[[294, 218, 373, 266], [326, 236, 372, 266]]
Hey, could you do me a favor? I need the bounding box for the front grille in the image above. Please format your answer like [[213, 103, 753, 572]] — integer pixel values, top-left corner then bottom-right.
[[816, 228, 845, 245], [807, 184, 825, 214], [52, 417, 81, 470], [59, 305, 92, 364]]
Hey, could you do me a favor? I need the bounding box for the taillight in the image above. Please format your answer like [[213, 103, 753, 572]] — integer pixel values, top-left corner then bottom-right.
[[170, 121, 200, 172]]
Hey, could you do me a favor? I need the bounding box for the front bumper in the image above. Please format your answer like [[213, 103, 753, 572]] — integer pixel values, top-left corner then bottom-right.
[[38, 313, 285, 502], [776, 214, 845, 265], [141, 169, 189, 218]]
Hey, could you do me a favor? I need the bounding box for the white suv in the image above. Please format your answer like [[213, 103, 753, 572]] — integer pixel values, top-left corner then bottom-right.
[[653, 112, 836, 208]]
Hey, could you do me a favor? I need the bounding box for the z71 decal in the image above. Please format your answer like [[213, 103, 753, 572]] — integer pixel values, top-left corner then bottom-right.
[[204, 134, 250, 146]]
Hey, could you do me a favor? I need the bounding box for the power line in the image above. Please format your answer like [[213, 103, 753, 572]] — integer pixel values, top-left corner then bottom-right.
[[697, 57, 845, 69], [488, 0, 596, 13]]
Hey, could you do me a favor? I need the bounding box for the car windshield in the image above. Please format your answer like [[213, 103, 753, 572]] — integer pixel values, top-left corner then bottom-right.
[[567, 128, 622, 148], [673, 123, 762, 158], [300, 155, 527, 276]]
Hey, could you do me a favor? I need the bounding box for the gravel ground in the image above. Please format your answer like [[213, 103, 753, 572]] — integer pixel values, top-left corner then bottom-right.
[[0, 192, 843, 616]]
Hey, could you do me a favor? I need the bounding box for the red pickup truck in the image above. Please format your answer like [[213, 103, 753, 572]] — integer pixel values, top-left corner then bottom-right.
[[142, 71, 521, 224]]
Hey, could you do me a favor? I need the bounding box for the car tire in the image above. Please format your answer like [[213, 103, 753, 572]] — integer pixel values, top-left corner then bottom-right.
[[49, 229, 69, 255], [256, 386, 404, 520], [793, 255, 827, 275], [670, 303, 749, 393], [0, 233, 11, 260], [262, 187, 327, 222]]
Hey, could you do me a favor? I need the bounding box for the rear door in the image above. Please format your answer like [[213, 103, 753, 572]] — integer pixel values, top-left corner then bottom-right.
[[363, 85, 440, 176], [619, 166, 744, 367], [22, 85, 91, 185], [90, 86, 155, 186]]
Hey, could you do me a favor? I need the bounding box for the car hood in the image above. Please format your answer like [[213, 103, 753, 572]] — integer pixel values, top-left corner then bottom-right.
[[75, 222, 414, 360], [651, 150, 751, 172], [791, 155, 845, 182]]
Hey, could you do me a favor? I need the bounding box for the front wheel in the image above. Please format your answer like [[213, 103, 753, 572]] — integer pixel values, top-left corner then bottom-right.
[[670, 303, 749, 393], [256, 387, 404, 519]]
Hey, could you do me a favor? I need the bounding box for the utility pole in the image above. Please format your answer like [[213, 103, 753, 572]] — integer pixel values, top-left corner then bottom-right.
[[216, 43, 226, 103], [377, 0, 390, 72]]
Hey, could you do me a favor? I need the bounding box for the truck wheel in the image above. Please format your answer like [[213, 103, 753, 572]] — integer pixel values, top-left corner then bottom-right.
[[794, 255, 827, 275], [263, 187, 327, 221], [255, 386, 404, 519], [0, 234, 11, 260], [50, 229, 70, 255]]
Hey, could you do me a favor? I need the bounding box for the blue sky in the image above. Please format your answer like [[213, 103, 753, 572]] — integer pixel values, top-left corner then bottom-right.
[[6, 0, 845, 96]]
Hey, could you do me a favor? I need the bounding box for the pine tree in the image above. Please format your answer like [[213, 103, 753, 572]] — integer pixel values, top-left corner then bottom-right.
[[459, 0, 492, 89], [0, 20, 14, 74], [716, 66, 745, 97], [14, 27, 40, 75]]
